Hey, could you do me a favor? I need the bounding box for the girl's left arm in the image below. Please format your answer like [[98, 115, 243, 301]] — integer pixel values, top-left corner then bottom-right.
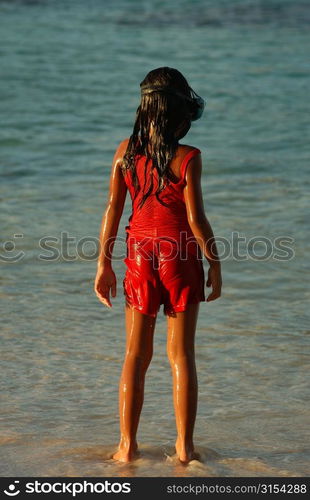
[[94, 139, 129, 308]]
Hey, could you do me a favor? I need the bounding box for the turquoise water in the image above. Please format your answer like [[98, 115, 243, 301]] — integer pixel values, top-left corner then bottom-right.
[[1, 0, 309, 477]]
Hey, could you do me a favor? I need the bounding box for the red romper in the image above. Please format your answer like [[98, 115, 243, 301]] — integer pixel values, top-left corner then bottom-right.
[[122, 147, 206, 317]]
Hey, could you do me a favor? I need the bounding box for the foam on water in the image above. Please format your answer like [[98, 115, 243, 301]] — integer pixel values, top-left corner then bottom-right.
[[1, 436, 303, 477]]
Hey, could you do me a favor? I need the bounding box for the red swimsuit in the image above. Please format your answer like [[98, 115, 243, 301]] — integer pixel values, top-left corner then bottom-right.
[[122, 147, 205, 317]]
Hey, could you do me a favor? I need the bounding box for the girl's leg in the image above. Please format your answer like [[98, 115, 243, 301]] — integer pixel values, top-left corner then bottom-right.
[[112, 304, 157, 462], [166, 302, 200, 463]]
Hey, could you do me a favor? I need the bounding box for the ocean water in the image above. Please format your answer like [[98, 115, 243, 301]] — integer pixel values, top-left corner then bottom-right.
[[1, 0, 309, 477]]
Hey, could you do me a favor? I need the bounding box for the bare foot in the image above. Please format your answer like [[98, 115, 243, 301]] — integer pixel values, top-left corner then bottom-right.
[[175, 437, 201, 464], [112, 442, 140, 463]]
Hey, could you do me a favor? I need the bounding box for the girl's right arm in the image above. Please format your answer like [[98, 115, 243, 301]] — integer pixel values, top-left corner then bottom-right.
[[94, 139, 129, 308], [183, 152, 222, 302]]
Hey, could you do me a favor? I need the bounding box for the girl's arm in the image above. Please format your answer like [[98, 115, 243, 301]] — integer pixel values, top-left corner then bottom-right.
[[94, 139, 129, 308], [183, 152, 222, 302]]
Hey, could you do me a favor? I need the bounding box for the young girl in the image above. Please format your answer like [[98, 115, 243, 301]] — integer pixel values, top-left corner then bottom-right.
[[94, 67, 222, 464]]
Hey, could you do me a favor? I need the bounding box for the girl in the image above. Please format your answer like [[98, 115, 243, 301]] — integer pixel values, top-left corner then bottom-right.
[[94, 67, 222, 464]]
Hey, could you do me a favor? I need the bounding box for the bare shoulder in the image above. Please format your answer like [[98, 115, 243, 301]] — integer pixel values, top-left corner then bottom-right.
[[178, 142, 200, 150], [119, 137, 130, 149], [113, 137, 130, 166], [116, 137, 130, 155], [183, 146, 203, 183], [177, 143, 201, 156]]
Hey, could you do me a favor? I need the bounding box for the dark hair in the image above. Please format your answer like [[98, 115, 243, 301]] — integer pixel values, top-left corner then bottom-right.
[[121, 67, 198, 208]]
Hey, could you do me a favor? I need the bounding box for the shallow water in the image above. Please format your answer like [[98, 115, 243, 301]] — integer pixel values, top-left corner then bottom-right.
[[1, 0, 309, 477]]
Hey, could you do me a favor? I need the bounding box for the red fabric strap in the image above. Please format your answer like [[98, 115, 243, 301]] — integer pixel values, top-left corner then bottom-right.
[[180, 148, 201, 182]]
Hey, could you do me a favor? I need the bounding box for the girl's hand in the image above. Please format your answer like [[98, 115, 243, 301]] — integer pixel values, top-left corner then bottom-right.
[[206, 264, 222, 302], [94, 266, 116, 308]]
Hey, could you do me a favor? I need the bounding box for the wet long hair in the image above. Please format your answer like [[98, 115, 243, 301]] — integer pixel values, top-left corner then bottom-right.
[[121, 67, 199, 208]]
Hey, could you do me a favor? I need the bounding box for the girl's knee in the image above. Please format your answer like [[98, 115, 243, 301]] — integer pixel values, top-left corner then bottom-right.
[[167, 348, 195, 365], [125, 347, 153, 369]]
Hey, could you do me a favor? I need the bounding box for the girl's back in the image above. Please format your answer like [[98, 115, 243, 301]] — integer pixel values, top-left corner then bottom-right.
[[123, 142, 202, 249]]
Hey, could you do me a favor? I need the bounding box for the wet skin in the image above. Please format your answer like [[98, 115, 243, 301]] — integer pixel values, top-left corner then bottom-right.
[[94, 138, 222, 463]]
